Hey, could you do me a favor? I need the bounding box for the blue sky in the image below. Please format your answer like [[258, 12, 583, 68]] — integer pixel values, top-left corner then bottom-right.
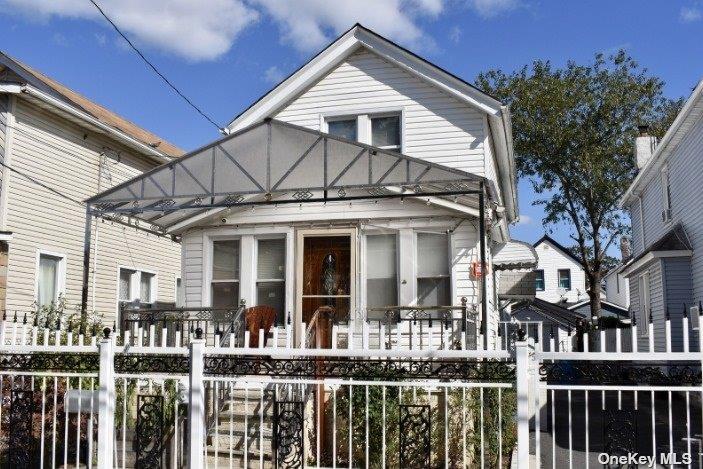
[[1, 0, 702, 251]]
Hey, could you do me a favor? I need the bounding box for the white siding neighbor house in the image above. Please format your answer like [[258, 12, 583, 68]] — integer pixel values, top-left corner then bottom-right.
[[88, 24, 532, 349], [0, 52, 182, 323], [532, 235, 587, 304], [603, 267, 630, 308], [620, 78, 703, 352]]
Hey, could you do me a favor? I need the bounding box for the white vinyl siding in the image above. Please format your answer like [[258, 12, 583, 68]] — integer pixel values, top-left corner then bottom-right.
[[3, 99, 180, 319], [275, 48, 487, 175], [533, 240, 587, 303]]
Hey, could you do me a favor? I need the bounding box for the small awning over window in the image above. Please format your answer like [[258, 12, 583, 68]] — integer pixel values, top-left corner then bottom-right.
[[86, 119, 491, 231], [492, 240, 538, 271]]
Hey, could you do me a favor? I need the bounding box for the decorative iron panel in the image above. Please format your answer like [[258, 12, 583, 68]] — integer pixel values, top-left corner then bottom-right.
[[539, 361, 701, 385], [274, 400, 304, 469], [399, 405, 431, 468], [114, 354, 190, 374], [136, 395, 164, 469], [603, 409, 637, 468], [0, 352, 99, 372], [9, 389, 34, 466], [203, 357, 515, 381]]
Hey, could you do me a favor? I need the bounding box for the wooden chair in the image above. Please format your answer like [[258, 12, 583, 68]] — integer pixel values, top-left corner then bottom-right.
[[244, 305, 276, 348]]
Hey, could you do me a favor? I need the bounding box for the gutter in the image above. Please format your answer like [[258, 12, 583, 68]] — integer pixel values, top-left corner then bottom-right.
[[1, 83, 172, 164]]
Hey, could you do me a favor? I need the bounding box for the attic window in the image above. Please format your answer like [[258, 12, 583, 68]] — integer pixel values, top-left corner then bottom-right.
[[324, 113, 402, 151]]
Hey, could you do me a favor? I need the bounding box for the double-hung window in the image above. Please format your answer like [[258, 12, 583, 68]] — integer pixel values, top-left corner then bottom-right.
[[256, 238, 286, 323], [366, 234, 398, 317], [37, 253, 63, 308], [326, 113, 401, 151], [416, 232, 450, 306], [558, 269, 571, 290], [118, 268, 156, 304], [211, 240, 240, 309], [534, 269, 545, 291]]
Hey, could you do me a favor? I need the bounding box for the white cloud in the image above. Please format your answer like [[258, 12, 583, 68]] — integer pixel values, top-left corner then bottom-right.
[[264, 65, 285, 84], [680, 6, 702, 23], [449, 25, 462, 43], [514, 214, 532, 226], [1, 0, 259, 61], [469, 0, 519, 18], [251, 0, 445, 53]]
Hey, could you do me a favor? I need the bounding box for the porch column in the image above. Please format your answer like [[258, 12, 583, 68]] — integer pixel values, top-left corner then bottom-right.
[[240, 235, 256, 307]]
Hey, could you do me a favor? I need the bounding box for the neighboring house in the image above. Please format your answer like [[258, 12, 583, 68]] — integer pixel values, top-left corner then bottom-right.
[[567, 298, 629, 320], [0, 52, 182, 322], [603, 267, 630, 308], [87, 24, 530, 348], [533, 235, 587, 304], [510, 298, 583, 351], [620, 78, 703, 352]]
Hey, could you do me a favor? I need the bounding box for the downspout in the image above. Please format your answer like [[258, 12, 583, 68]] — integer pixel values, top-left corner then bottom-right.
[[479, 181, 488, 349]]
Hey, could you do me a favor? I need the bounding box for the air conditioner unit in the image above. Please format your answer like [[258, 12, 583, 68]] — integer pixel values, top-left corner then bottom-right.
[[661, 209, 672, 222]]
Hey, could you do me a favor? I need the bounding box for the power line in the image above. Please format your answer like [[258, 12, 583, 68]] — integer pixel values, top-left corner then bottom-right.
[[88, 0, 225, 133]]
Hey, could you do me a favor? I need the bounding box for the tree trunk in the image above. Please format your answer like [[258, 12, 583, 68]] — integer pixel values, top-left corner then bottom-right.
[[588, 271, 602, 320]]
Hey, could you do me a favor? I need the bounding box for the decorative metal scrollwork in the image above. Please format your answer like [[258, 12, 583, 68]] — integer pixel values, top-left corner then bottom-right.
[[539, 361, 701, 386], [114, 354, 190, 374], [155, 199, 176, 210], [366, 187, 388, 197], [9, 390, 34, 466], [444, 182, 472, 192], [136, 395, 164, 469], [223, 194, 245, 205], [337, 188, 346, 198], [292, 190, 313, 200], [603, 409, 637, 468], [0, 353, 99, 372], [399, 405, 431, 468], [203, 356, 516, 381], [274, 400, 304, 469]]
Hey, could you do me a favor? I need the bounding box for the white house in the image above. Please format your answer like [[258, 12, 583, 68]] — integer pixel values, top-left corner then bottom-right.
[[603, 267, 630, 308], [87, 24, 533, 349], [0, 51, 182, 322], [533, 235, 587, 304]]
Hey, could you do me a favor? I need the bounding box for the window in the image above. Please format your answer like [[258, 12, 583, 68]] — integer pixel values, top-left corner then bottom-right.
[[327, 119, 357, 141], [37, 253, 63, 308], [211, 240, 240, 308], [325, 113, 402, 150], [416, 232, 450, 306], [371, 115, 401, 151], [534, 269, 545, 291], [256, 238, 286, 323], [558, 269, 571, 290], [638, 272, 651, 336], [118, 268, 156, 304], [661, 168, 672, 221], [366, 234, 398, 317], [176, 278, 183, 307]]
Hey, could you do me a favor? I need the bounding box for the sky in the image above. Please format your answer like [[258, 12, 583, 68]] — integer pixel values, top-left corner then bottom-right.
[[1, 0, 702, 253]]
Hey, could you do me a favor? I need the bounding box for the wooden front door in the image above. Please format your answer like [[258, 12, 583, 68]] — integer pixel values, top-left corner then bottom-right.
[[296, 229, 356, 334]]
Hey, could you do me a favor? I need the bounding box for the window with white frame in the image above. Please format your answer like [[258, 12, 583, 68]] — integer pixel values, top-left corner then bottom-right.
[[416, 232, 450, 306], [256, 238, 286, 323], [211, 240, 240, 309], [37, 253, 64, 308], [661, 168, 672, 221], [366, 234, 398, 317], [558, 269, 571, 290], [118, 268, 157, 304], [325, 113, 401, 151], [638, 271, 651, 336]]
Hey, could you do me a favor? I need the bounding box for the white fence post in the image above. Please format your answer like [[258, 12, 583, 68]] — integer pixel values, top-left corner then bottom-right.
[[97, 328, 115, 469], [515, 334, 530, 469], [189, 330, 206, 469]]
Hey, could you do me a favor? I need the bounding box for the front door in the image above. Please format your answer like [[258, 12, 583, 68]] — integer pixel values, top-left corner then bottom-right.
[[296, 229, 356, 338]]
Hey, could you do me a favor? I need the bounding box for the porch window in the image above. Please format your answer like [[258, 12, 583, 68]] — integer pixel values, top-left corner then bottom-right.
[[558, 269, 571, 290], [256, 238, 286, 324], [366, 234, 398, 317], [140, 272, 155, 303], [327, 118, 357, 141], [37, 253, 63, 308], [212, 240, 240, 308], [118, 268, 134, 302], [535, 269, 545, 291], [416, 232, 450, 306], [118, 268, 156, 304]]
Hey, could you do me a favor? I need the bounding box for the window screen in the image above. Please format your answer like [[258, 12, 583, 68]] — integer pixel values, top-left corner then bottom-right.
[[366, 234, 398, 313], [416, 233, 450, 306], [257, 238, 286, 323], [140, 272, 154, 303]]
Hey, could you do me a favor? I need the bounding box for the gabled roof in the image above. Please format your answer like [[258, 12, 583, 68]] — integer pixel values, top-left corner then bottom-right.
[[511, 298, 584, 329], [225, 23, 517, 223], [0, 51, 183, 159], [492, 239, 538, 270], [87, 118, 489, 232], [533, 235, 583, 266], [621, 78, 703, 206]]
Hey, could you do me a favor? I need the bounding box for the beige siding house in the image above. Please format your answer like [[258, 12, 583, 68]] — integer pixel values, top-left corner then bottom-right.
[[0, 52, 182, 323]]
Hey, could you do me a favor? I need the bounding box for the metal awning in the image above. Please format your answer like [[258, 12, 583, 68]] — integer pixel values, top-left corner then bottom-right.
[[86, 119, 489, 231]]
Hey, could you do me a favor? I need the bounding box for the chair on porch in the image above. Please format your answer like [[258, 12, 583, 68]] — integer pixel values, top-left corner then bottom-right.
[[244, 305, 276, 348]]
